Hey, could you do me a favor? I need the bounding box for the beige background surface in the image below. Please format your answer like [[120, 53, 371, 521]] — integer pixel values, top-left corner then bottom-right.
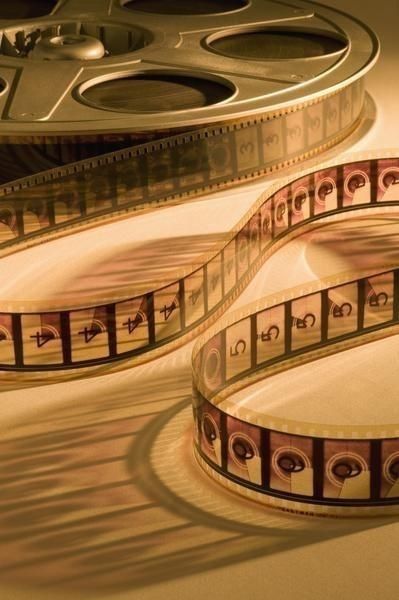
[[1, 1, 399, 599]]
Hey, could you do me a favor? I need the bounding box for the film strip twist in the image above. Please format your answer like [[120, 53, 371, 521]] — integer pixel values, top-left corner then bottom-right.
[[192, 154, 399, 516], [0, 151, 397, 370], [0, 76, 370, 374], [2, 111, 399, 517], [0, 151, 397, 380]]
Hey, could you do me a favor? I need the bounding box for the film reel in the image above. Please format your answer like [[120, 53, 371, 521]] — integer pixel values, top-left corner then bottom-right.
[[0, 0, 377, 182], [0, 1, 394, 517]]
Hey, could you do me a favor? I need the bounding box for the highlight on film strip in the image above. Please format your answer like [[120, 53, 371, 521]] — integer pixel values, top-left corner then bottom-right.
[[1, 153, 399, 372], [0, 79, 365, 251]]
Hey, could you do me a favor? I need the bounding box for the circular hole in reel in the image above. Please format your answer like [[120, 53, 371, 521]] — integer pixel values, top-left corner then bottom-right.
[[0, 0, 57, 19], [0, 21, 152, 60], [122, 0, 248, 15], [80, 72, 234, 113], [207, 28, 347, 60]]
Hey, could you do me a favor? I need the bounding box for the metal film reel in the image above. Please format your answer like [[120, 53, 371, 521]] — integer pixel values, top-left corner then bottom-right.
[[0, 0, 377, 132], [0, 0, 378, 181]]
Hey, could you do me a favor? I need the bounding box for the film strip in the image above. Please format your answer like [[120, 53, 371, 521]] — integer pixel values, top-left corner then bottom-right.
[[0, 77, 365, 248], [0, 150, 397, 377], [0, 1, 377, 376], [0, 68, 370, 374], [192, 156, 399, 515], [3, 149, 399, 517]]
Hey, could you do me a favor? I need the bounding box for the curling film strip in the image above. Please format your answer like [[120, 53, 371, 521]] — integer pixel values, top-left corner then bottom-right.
[[3, 148, 399, 516], [0, 79, 366, 371], [191, 154, 399, 516]]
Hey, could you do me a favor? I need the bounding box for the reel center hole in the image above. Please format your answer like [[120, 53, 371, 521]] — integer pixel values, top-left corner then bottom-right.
[[53, 36, 83, 46], [0, 22, 152, 59]]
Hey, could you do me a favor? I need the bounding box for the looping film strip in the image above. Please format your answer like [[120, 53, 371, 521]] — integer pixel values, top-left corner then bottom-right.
[[0, 151, 397, 377], [0, 0, 376, 380], [192, 155, 399, 515]]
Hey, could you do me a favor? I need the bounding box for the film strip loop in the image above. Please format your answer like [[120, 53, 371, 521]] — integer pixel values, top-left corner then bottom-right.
[[191, 155, 399, 515], [1, 153, 399, 381], [0, 151, 399, 380], [0, 104, 397, 517]]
